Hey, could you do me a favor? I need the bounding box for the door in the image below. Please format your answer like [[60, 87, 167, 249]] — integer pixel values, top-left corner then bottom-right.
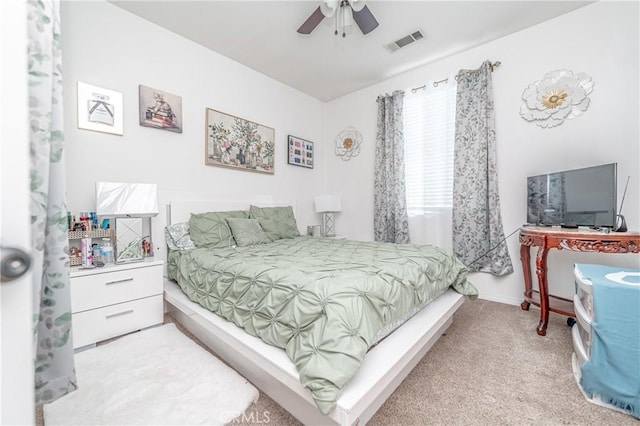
[[1, 0, 34, 424]]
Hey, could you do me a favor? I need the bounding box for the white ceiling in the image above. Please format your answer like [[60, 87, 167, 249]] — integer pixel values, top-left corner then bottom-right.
[[110, 1, 593, 102]]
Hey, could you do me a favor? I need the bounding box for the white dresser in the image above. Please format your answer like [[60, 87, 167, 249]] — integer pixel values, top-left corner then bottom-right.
[[70, 259, 164, 349]]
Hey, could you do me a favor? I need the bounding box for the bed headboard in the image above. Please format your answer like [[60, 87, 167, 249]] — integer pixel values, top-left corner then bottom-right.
[[151, 191, 297, 276]]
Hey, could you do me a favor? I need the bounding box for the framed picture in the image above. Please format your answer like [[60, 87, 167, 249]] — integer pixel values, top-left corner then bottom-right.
[[205, 108, 275, 174], [287, 135, 314, 169], [138, 85, 182, 133], [77, 81, 123, 135]]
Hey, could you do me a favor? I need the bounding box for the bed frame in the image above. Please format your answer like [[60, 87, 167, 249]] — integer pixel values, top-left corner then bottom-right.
[[155, 194, 465, 425]]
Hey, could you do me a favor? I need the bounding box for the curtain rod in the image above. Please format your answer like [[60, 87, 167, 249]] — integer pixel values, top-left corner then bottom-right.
[[411, 61, 501, 93]]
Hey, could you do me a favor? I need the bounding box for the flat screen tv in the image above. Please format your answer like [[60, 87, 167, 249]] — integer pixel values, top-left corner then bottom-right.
[[527, 163, 617, 228]]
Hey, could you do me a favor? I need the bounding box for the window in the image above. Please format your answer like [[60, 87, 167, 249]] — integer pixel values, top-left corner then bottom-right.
[[404, 82, 457, 216]]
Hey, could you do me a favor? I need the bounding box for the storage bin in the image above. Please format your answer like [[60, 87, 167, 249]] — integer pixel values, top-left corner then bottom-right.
[[570, 263, 640, 419], [573, 264, 594, 359], [574, 264, 594, 319]]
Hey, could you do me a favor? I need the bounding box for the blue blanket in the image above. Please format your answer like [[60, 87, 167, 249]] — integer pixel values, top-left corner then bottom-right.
[[577, 263, 640, 419]]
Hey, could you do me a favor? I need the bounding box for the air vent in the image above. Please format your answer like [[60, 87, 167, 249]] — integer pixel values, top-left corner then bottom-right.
[[386, 30, 425, 52]]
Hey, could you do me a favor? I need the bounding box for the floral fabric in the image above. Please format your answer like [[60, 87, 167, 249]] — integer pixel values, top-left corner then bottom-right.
[[452, 61, 513, 275], [28, 0, 77, 404], [164, 222, 196, 251], [374, 90, 410, 244]]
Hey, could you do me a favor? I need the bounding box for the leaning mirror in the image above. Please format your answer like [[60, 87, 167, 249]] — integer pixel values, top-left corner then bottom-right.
[[115, 217, 143, 263]]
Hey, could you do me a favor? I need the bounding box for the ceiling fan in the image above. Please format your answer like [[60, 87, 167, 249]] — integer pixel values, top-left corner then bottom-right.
[[297, 0, 379, 38]]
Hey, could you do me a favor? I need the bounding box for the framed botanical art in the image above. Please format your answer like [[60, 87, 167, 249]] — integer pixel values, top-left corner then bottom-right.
[[205, 108, 275, 174], [138, 85, 182, 133], [287, 135, 314, 169], [77, 81, 123, 135]]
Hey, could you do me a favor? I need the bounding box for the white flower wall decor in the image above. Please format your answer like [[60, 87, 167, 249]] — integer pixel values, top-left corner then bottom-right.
[[335, 126, 362, 160], [520, 70, 594, 128]]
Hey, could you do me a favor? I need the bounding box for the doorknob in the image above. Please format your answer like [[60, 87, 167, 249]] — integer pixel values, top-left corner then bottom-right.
[[1, 246, 32, 283]]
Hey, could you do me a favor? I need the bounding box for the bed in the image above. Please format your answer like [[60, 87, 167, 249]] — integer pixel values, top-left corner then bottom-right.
[[155, 194, 478, 425]]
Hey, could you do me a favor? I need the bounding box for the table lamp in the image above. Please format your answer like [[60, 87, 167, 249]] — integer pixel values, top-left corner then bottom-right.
[[315, 195, 342, 237]]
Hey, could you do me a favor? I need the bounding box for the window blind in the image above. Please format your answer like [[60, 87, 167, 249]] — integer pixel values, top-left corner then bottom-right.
[[404, 82, 457, 216]]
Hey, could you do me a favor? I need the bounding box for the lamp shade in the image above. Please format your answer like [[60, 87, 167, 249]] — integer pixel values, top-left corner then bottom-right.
[[315, 195, 342, 213], [350, 0, 366, 12], [341, 5, 354, 28], [96, 182, 158, 217], [320, 0, 338, 17]]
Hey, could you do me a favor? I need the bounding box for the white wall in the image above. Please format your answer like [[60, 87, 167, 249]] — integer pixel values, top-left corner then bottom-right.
[[324, 2, 640, 305], [62, 1, 639, 305], [61, 1, 326, 240]]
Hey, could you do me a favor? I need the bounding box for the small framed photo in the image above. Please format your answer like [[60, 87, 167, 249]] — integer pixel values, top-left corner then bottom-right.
[[77, 81, 123, 135], [139, 85, 182, 133], [287, 135, 314, 169]]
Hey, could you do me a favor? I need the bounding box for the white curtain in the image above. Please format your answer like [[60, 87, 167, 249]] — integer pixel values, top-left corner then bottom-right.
[[404, 80, 457, 248], [408, 210, 452, 250]]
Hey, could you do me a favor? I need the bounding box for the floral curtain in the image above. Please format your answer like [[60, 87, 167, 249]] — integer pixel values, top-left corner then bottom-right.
[[28, 0, 77, 404], [452, 61, 513, 275], [374, 90, 410, 244]]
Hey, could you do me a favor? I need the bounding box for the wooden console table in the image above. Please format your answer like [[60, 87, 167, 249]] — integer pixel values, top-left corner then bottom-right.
[[519, 226, 640, 336]]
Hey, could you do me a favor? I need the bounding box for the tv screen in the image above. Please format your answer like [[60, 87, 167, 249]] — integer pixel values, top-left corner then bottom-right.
[[527, 163, 617, 228]]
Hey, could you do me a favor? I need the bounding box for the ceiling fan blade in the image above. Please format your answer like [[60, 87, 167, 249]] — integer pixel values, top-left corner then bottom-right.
[[352, 5, 379, 35], [297, 6, 325, 35]]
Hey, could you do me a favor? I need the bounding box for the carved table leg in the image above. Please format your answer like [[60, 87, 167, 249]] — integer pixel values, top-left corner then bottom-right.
[[520, 242, 531, 311], [535, 244, 549, 336]]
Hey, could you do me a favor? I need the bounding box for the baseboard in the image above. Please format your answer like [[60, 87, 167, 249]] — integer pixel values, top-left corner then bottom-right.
[[477, 293, 522, 306]]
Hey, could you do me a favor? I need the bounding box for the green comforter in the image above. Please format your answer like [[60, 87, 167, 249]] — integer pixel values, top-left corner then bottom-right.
[[169, 237, 477, 414]]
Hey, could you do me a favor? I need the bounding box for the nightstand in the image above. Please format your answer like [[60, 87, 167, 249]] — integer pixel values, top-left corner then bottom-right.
[[70, 259, 164, 349]]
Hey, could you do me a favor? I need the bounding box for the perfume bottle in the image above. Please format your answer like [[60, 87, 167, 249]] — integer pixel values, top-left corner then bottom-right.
[[101, 238, 114, 265], [81, 235, 93, 267]]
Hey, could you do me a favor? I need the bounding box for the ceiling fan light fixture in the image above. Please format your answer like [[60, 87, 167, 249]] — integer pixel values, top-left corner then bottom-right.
[[349, 0, 366, 12], [342, 6, 354, 28], [341, 8, 357, 37], [298, 0, 378, 37], [320, 0, 338, 18]]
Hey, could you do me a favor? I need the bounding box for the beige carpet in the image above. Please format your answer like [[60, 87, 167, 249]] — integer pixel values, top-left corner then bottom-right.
[[171, 299, 637, 426], [38, 298, 637, 425]]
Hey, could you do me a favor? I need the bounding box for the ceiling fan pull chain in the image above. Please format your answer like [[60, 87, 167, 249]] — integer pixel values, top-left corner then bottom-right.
[[342, 0, 348, 37]]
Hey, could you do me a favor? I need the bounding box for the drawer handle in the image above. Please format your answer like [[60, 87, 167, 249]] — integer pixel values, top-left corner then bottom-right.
[[105, 309, 134, 319], [105, 278, 134, 285]]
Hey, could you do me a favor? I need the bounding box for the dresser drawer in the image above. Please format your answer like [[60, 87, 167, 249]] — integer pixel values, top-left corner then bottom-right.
[[571, 324, 589, 368], [573, 265, 594, 320], [573, 294, 593, 352], [71, 264, 162, 313], [72, 294, 163, 349]]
